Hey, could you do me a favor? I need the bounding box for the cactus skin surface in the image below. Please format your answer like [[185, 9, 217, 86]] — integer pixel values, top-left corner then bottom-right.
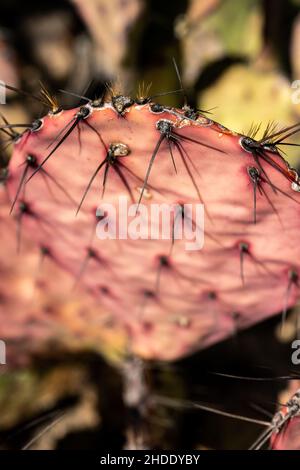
[[0, 188, 127, 366], [6, 100, 300, 361]]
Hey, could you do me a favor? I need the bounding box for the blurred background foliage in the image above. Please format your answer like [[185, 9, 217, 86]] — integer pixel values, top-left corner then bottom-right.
[[1, 0, 300, 450]]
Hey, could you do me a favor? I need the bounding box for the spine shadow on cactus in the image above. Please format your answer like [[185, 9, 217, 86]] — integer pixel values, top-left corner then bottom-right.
[[10, 154, 76, 214]]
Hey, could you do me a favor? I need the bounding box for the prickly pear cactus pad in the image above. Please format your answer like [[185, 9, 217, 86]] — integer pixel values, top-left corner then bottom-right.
[[6, 98, 300, 360]]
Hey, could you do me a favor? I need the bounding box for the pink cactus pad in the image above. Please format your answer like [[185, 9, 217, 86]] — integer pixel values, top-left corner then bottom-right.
[[6, 99, 300, 360], [0, 187, 127, 365]]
